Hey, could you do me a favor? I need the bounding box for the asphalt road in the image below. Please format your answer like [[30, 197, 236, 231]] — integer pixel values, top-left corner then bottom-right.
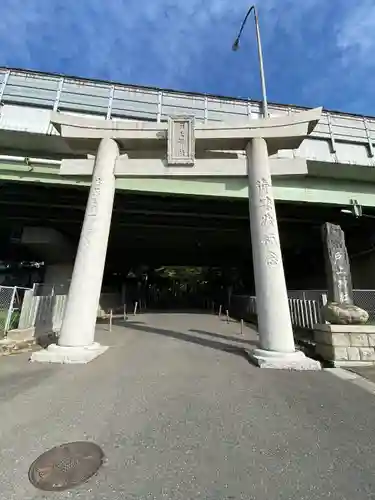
[[0, 313, 375, 500]]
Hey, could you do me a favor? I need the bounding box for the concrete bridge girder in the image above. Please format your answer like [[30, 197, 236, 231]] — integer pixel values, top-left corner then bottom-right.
[[20, 226, 74, 287]]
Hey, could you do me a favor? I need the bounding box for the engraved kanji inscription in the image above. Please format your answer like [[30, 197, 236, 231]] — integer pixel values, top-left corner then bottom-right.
[[87, 176, 103, 217], [261, 211, 275, 227], [259, 195, 273, 210], [337, 276, 350, 303], [256, 178, 270, 198], [266, 251, 279, 267], [177, 122, 187, 156], [261, 234, 277, 246], [322, 222, 354, 304], [167, 116, 195, 165]]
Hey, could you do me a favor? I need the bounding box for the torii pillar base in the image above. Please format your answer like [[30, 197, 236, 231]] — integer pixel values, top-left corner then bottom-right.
[[247, 348, 321, 370], [30, 342, 108, 364]]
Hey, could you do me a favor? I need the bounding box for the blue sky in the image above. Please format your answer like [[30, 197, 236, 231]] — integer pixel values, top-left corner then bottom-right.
[[0, 0, 374, 115]]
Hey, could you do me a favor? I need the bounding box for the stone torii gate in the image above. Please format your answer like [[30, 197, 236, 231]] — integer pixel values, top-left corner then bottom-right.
[[32, 108, 322, 369]]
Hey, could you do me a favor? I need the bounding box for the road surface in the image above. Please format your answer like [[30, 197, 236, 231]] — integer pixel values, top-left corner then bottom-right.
[[0, 313, 374, 499]]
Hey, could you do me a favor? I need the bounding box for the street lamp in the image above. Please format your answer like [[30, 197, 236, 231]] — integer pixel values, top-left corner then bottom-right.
[[340, 199, 363, 218], [341, 209, 375, 219], [232, 5, 269, 118]]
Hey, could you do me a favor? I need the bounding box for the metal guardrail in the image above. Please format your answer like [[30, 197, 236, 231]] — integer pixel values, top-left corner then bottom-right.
[[0, 67, 374, 156]]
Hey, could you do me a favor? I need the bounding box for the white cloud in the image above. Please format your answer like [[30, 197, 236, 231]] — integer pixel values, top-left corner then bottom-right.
[[336, 0, 375, 58]]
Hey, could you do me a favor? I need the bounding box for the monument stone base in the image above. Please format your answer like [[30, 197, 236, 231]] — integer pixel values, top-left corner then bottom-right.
[[30, 342, 108, 364], [322, 302, 369, 325], [314, 324, 375, 367], [246, 348, 321, 370]]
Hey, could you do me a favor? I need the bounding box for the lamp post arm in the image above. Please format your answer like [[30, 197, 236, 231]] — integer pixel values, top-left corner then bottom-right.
[[234, 5, 255, 44], [253, 7, 268, 117], [233, 5, 269, 118]]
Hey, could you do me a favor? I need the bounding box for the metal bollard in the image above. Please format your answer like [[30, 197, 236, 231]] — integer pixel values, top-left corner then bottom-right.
[[109, 309, 113, 332], [240, 319, 244, 335], [226, 310, 229, 324], [134, 301, 138, 315], [123, 304, 127, 321], [218, 304, 222, 318]]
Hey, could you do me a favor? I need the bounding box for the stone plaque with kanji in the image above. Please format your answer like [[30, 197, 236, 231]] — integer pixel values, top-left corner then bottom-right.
[[167, 116, 195, 165], [322, 222, 353, 305]]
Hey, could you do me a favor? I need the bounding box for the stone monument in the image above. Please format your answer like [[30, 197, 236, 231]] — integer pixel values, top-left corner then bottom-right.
[[321, 222, 368, 325]]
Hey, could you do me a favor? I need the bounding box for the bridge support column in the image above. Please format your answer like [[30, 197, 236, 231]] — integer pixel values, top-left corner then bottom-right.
[[246, 138, 320, 370], [31, 138, 119, 364]]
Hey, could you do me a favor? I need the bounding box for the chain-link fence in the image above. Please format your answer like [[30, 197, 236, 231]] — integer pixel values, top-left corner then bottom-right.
[[353, 290, 375, 322], [0, 286, 15, 335], [0, 285, 31, 336]]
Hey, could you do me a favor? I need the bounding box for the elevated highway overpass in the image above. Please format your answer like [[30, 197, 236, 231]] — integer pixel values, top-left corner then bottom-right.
[[1, 67, 375, 199], [0, 67, 375, 293]]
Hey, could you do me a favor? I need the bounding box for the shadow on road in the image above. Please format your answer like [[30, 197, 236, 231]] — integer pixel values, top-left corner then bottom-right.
[[114, 320, 258, 359], [189, 328, 257, 346], [126, 309, 218, 315]]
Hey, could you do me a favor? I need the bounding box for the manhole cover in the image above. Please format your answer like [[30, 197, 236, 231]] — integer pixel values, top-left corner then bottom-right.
[[28, 441, 104, 492]]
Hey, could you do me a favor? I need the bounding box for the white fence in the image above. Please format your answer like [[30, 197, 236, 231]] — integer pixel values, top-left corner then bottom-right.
[[18, 289, 67, 333], [18, 287, 123, 334], [234, 289, 375, 330], [288, 297, 324, 329], [288, 289, 375, 326], [15, 287, 375, 334], [245, 294, 325, 330], [288, 290, 326, 329], [233, 293, 325, 330]]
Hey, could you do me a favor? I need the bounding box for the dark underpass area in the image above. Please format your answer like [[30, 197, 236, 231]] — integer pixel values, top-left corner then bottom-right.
[[1, 181, 375, 309]]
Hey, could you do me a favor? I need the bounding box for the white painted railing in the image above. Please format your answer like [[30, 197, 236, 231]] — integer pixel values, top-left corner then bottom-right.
[[18, 289, 67, 333], [234, 289, 375, 330], [18, 287, 124, 333], [243, 294, 324, 330], [288, 297, 323, 329], [17, 287, 375, 334]]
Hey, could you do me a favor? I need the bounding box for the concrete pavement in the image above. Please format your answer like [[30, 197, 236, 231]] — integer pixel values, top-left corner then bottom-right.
[[1, 313, 375, 499]]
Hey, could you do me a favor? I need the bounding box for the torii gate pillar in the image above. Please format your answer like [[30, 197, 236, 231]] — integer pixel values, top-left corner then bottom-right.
[[31, 138, 119, 363], [246, 137, 319, 369]]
